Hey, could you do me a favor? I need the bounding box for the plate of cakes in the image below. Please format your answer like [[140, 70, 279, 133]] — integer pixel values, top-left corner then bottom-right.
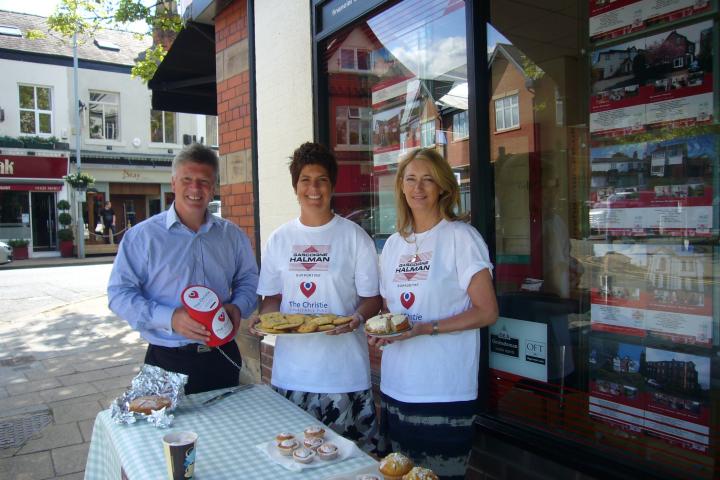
[[257, 424, 360, 471], [364, 313, 412, 338], [256, 312, 352, 335]]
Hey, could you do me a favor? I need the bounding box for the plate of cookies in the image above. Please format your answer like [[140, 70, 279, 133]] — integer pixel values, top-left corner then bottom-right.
[[256, 312, 353, 335], [256, 424, 360, 471], [364, 313, 412, 338]]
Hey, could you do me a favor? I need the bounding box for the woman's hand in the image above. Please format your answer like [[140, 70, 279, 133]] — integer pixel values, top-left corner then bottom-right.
[[325, 312, 362, 335], [367, 322, 428, 347], [247, 314, 264, 337]]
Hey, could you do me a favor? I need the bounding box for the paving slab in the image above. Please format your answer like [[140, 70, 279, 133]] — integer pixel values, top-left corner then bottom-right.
[[57, 370, 108, 387], [0, 450, 54, 480], [90, 375, 132, 394], [78, 420, 94, 443], [51, 401, 103, 425], [52, 473, 84, 480], [51, 443, 89, 476], [17, 424, 83, 455], [40, 384, 99, 403], [7, 378, 61, 396]]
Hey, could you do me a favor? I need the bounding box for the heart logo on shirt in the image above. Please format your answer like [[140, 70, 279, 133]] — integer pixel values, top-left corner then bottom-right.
[[300, 281, 317, 298], [400, 292, 415, 309], [188, 290, 199, 299], [218, 311, 226, 322]]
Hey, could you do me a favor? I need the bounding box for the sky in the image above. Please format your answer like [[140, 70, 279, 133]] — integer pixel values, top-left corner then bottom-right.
[[0, 0, 151, 33]]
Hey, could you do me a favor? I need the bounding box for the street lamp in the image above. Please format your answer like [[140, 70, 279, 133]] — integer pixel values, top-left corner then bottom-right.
[[73, 31, 85, 259]]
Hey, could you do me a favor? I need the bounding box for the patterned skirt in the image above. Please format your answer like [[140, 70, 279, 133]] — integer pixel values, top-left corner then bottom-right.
[[273, 387, 379, 453], [379, 393, 477, 480]]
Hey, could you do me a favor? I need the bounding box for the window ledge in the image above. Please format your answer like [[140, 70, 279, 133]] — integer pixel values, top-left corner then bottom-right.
[[85, 139, 126, 147], [451, 136, 469, 143], [494, 126, 521, 134]]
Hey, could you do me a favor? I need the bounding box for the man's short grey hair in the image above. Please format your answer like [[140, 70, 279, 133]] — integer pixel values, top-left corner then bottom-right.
[[172, 143, 219, 179]]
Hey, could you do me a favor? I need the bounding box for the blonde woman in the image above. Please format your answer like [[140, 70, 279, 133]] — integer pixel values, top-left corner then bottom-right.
[[370, 148, 498, 479]]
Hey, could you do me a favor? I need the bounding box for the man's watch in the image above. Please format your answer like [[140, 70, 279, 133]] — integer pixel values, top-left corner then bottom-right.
[[430, 320, 440, 336]]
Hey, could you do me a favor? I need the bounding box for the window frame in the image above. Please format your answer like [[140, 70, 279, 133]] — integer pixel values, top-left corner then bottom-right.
[[453, 110, 470, 140], [88, 90, 120, 141], [339, 47, 373, 72], [494, 93, 519, 131], [150, 109, 178, 144], [18, 84, 53, 136], [335, 105, 371, 150]]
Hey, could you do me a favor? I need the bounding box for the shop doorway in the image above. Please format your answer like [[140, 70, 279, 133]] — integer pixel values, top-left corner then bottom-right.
[[111, 194, 147, 241], [31, 192, 56, 251]]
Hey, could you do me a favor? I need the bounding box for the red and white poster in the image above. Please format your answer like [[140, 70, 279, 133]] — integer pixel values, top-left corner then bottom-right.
[[643, 347, 711, 452], [590, 243, 712, 346], [371, 76, 423, 167], [590, 0, 711, 41], [589, 338, 711, 453], [589, 134, 715, 236], [590, 21, 714, 138]]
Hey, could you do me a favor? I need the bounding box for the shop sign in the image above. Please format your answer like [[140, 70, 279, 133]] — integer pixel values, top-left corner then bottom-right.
[[489, 317, 548, 382], [319, 0, 385, 37], [0, 183, 63, 191], [0, 155, 68, 179]]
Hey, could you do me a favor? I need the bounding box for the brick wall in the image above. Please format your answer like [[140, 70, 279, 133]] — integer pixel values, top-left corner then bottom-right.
[[215, 0, 256, 251]]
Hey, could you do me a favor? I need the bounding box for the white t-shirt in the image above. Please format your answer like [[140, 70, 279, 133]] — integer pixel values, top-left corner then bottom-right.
[[257, 215, 379, 393], [379, 219, 493, 403]]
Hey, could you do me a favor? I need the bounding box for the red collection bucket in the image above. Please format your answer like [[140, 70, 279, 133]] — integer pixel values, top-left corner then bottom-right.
[[180, 285, 236, 347]]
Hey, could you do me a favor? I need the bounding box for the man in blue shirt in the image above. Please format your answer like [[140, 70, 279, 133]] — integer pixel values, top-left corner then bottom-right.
[[108, 144, 258, 393]]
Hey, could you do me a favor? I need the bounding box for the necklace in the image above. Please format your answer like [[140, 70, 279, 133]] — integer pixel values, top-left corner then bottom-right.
[[408, 232, 427, 263]]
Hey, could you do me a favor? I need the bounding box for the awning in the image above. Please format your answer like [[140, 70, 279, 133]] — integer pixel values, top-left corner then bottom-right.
[[148, 22, 217, 116]]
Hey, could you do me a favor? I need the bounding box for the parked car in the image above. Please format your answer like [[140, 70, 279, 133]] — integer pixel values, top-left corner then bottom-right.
[[0, 241, 12, 264], [208, 200, 222, 218]]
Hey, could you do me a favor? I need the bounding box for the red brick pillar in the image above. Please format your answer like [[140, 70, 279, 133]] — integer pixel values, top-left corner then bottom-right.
[[215, 1, 261, 384], [215, 1, 256, 251]]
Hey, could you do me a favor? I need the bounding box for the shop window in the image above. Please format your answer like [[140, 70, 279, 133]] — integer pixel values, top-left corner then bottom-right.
[[452, 110, 469, 140], [489, 1, 718, 478], [150, 110, 177, 144], [494, 93, 518, 131], [88, 91, 119, 140], [321, 0, 469, 243], [18, 85, 52, 135]]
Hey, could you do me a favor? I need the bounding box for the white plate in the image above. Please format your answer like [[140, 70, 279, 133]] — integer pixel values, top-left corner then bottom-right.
[[256, 325, 348, 337], [364, 324, 413, 338], [256, 429, 360, 472]]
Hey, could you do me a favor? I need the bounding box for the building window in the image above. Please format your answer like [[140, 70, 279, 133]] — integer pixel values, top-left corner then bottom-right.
[[336, 106, 370, 147], [453, 110, 469, 139], [18, 85, 52, 135], [339, 48, 372, 71], [88, 91, 119, 140], [495, 94, 519, 131], [150, 110, 176, 143], [321, 0, 469, 242], [205, 115, 218, 146]]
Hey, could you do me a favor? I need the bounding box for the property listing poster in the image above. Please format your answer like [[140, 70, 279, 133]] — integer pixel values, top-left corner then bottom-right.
[[371, 76, 424, 167], [589, 243, 713, 346], [589, 337, 711, 452], [589, 0, 711, 41], [589, 134, 715, 236], [590, 20, 714, 138]]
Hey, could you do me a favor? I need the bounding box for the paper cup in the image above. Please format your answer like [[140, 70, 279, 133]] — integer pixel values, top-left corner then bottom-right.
[[162, 431, 197, 480], [181, 285, 236, 347]]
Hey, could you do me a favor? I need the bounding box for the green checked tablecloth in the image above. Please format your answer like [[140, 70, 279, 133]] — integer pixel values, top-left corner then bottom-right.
[[84, 384, 377, 479]]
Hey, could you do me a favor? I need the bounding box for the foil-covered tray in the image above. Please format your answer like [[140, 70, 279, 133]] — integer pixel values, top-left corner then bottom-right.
[[110, 364, 188, 428]]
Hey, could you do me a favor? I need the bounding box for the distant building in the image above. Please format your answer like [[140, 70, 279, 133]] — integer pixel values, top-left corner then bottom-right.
[[0, 9, 213, 256]]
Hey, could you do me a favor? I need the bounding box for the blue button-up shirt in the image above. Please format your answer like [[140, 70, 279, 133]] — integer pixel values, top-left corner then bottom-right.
[[108, 205, 258, 347]]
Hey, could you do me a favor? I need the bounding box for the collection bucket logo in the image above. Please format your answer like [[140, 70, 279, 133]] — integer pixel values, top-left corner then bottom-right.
[[300, 281, 317, 298], [400, 292, 415, 309], [290, 245, 331, 271], [393, 252, 432, 282], [188, 290, 199, 299]]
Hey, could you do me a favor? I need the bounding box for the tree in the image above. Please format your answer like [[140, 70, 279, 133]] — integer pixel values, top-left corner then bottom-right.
[[36, 1, 182, 82]]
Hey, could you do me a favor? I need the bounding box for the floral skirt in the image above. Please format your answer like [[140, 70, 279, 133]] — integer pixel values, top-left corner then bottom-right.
[[273, 387, 379, 453], [379, 392, 477, 480]]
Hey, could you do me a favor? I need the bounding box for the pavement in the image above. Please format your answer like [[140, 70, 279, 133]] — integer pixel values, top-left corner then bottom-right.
[[0, 290, 146, 478], [0, 256, 116, 271]]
